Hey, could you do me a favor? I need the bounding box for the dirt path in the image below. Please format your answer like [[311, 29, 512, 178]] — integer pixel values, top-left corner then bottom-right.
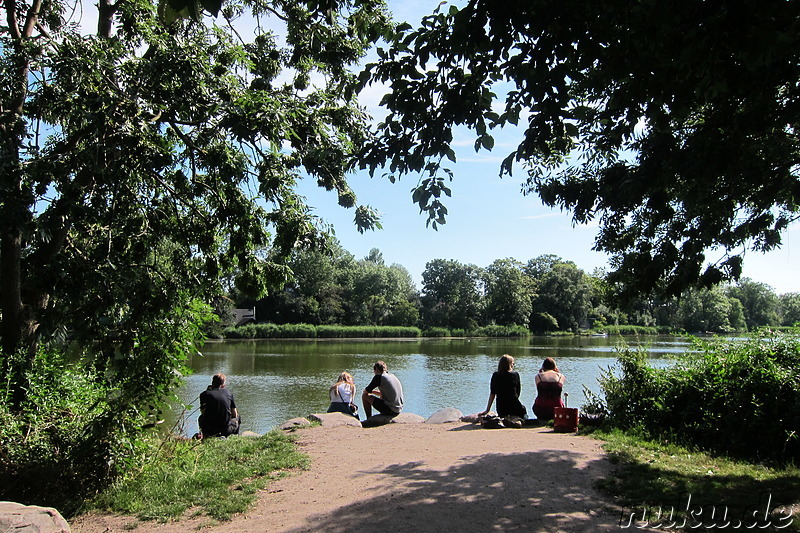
[[71, 422, 644, 532]]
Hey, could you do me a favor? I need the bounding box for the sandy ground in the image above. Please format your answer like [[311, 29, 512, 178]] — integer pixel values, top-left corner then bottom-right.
[[70, 422, 647, 533]]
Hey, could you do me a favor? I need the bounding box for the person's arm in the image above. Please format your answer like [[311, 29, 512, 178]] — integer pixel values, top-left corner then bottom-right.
[[479, 393, 496, 416], [363, 374, 381, 394], [199, 391, 207, 415], [229, 392, 238, 418]]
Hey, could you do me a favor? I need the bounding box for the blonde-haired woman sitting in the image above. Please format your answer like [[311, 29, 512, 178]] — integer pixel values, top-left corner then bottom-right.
[[327, 371, 358, 418]]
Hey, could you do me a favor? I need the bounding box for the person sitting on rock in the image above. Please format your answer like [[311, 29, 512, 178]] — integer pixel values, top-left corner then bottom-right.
[[198, 372, 241, 438], [532, 356, 566, 421], [479, 354, 527, 425], [327, 371, 359, 418], [361, 361, 404, 418]]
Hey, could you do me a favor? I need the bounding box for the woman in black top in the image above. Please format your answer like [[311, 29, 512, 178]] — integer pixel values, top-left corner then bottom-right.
[[479, 354, 527, 419]]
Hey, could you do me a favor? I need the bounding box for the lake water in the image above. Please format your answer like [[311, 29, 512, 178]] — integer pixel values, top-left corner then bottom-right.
[[169, 335, 692, 436]]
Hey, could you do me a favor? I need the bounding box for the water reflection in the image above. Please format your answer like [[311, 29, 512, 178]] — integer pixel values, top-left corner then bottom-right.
[[170, 335, 692, 436]]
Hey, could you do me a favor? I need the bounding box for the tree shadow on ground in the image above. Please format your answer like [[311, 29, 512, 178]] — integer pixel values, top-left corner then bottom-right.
[[285, 449, 627, 532]]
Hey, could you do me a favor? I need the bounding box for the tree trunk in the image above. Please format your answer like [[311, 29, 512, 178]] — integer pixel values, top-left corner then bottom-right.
[[1, 0, 43, 407]]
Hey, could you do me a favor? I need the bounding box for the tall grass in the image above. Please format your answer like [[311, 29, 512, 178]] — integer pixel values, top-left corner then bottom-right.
[[595, 325, 674, 335], [223, 324, 422, 339], [92, 432, 308, 522]]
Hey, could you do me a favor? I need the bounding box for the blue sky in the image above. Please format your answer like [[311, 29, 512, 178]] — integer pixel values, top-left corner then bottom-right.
[[297, 0, 800, 295]]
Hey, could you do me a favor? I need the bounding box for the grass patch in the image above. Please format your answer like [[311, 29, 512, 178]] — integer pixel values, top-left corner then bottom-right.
[[90, 431, 308, 522], [592, 428, 800, 530]]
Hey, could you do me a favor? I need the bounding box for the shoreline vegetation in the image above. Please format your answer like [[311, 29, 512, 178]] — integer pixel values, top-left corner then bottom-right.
[[216, 323, 677, 340]]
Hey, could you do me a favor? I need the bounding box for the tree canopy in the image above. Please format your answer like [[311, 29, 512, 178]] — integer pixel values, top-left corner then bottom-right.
[[362, 0, 800, 299], [1, 0, 390, 397], [0, 0, 390, 502]]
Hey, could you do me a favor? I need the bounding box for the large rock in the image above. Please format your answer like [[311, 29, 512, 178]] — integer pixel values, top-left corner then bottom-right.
[[279, 417, 312, 430], [0, 502, 70, 533], [425, 407, 463, 424], [362, 412, 425, 427], [308, 412, 362, 428]]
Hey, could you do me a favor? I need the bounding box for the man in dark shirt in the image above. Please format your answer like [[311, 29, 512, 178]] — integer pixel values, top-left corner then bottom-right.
[[199, 373, 240, 438], [362, 360, 404, 418]]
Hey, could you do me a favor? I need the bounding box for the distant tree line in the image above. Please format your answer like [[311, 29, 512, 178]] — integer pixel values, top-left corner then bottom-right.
[[221, 243, 800, 336]]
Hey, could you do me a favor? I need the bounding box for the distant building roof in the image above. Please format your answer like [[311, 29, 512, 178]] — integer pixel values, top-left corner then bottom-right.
[[233, 308, 256, 326]]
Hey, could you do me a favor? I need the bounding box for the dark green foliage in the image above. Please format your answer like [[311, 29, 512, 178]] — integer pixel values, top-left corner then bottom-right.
[[1, 351, 151, 514], [249, 244, 420, 328], [419, 259, 484, 330], [416, 325, 530, 338], [533, 263, 593, 332], [482, 259, 533, 328], [600, 335, 800, 462], [362, 0, 800, 299], [0, 299, 213, 513], [530, 312, 559, 333], [779, 294, 800, 327], [2, 0, 390, 507], [726, 279, 781, 330]]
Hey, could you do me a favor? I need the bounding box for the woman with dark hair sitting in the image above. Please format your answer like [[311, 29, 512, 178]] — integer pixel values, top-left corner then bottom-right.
[[532, 357, 566, 421], [479, 354, 527, 423]]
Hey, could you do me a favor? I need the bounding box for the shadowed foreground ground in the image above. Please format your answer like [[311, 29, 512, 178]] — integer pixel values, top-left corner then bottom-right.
[[72, 423, 658, 532]]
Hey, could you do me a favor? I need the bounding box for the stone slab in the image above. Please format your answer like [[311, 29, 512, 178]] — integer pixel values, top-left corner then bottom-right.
[[0, 502, 70, 533], [308, 412, 362, 428], [425, 407, 463, 424], [279, 417, 312, 430], [362, 412, 425, 427]]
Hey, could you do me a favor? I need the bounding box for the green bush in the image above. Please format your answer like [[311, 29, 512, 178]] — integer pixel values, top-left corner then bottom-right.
[[599, 334, 800, 462], [246, 323, 278, 338], [423, 327, 451, 337], [276, 323, 316, 338], [0, 349, 148, 514], [1, 299, 211, 514]]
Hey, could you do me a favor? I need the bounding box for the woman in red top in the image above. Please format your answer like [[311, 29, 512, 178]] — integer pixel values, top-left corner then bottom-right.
[[532, 357, 565, 421]]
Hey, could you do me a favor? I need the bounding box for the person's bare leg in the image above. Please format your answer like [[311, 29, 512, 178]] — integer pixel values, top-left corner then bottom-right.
[[362, 390, 373, 418]]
